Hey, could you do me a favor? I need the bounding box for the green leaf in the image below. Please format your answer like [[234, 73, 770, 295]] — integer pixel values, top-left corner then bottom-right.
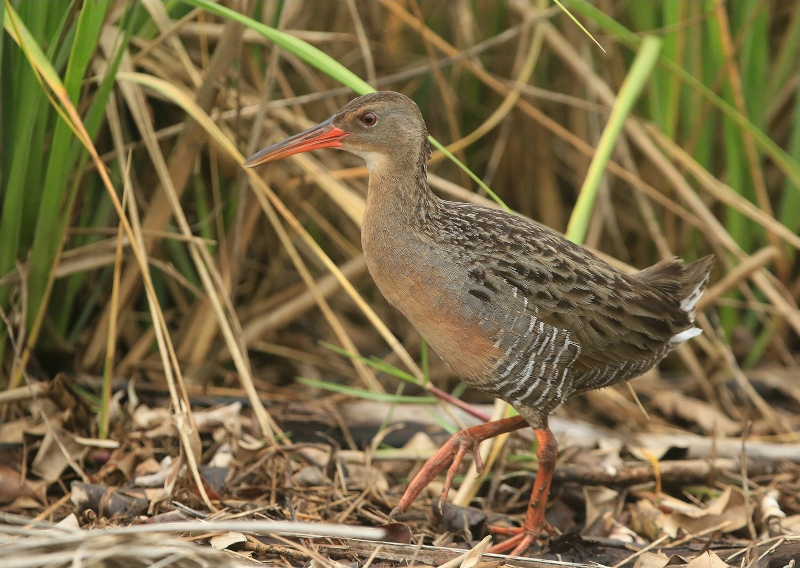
[[183, 0, 372, 95], [566, 36, 662, 245], [27, 0, 110, 331], [566, 0, 800, 193], [0, 2, 48, 307], [296, 377, 436, 404], [320, 341, 423, 386], [181, 0, 509, 209]]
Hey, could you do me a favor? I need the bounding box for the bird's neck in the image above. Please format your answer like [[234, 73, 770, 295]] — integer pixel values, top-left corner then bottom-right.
[[364, 148, 439, 227]]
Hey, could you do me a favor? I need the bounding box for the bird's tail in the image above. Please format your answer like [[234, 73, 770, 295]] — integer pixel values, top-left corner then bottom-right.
[[636, 255, 715, 319]]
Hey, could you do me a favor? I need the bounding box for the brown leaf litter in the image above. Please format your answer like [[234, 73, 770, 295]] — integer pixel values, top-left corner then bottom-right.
[[3, 375, 800, 568]]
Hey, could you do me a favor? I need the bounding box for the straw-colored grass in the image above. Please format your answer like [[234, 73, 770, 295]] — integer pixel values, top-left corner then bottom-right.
[[1, 0, 799, 474]]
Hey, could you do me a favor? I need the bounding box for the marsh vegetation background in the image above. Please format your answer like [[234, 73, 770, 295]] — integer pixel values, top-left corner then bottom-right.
[[1, 1, 800, 566]]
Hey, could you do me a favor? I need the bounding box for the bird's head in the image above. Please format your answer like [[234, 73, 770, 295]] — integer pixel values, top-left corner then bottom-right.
[[243, 91, 429, 172]]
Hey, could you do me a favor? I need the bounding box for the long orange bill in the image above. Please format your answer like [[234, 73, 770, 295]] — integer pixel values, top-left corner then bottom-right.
[[243, 116, 348, 168]]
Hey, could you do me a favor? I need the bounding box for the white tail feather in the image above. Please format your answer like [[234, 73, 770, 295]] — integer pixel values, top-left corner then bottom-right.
[[670, 327, 702, 345]]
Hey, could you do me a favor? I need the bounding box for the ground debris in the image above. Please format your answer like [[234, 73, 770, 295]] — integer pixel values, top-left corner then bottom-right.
[[3, 387, 800, 567]]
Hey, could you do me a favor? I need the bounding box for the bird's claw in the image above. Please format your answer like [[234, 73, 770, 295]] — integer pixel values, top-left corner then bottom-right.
[[394, 429, 485, 516], [437, 436, 483, 514], [391, 417, 528, 516]]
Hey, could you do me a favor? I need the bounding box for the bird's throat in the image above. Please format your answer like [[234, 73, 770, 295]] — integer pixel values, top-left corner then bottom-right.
[[363, 154, 437, 229]]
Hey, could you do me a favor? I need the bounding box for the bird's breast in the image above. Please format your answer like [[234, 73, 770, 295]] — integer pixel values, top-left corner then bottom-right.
[[361, 223, 500, 382]]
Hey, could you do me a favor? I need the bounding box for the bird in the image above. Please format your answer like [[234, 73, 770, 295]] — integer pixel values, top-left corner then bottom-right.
[[244, 91, 714, 556]]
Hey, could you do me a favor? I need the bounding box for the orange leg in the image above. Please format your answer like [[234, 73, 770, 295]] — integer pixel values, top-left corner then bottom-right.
[[486, 427, 558, 556], [391, 416, 528, 516]]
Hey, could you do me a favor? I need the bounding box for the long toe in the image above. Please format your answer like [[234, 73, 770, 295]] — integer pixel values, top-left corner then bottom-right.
[[510, 534, 537, 557], [394, 434, 467, 513], [486, 532, 535, 555], [489, 521, 556, 537], [487, 524, 547, 556], [394, 417, 528, 514]]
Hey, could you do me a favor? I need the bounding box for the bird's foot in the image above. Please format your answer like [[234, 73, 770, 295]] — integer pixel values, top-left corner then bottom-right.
[[487, 522, 556, 555], [490, 523, 557, 537], [486, 427, 559, 557], [390, 416, 527, 517], [487, 531, 536, 556]]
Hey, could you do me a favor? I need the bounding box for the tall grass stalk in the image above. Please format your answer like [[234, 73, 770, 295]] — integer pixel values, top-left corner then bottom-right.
[[566, 36, 662, 245]]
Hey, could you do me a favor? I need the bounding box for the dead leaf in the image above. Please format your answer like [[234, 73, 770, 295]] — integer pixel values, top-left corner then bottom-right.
[[782, 514, 800, 535], [0, 465, 46, 505], [460, 535, 492, 568], [134, 457, 161, 477], [200, 465, 229, 496], [209, 531, 247, 550], [760, 489, 785, 523], [10, 497, 43, 509], [344, 463, 388, 492], [437, 535, 492, 568], [440, 501, 487, 534], [194, 402, 242, 436], [146, 510, 191, 524], [630, 499, 667, 541], [661, 486, 747, 538], [402, 431, 439, 457], [163, 454, 184, 496], [584, 486, 619, 529], [0, 417, 29, 444], [95, 446, 137, 483], [297, 445, 331, 468], [70, 482, 149, 519], [380, 522, 412, 544], [30, 428, 85, 484], [608, 517, 646, 544], [292, 465, 327, 487], [134, 456, 172, 487], [633, 552, 670, 568], [659, 486, 734, 517], [629, 445, 672, 462], [684, 551, 731, 568], [55, 513, 80, 529], [209, 443, 234, 467], [651, 392, 740, 436], [132, 404, 171, 430]]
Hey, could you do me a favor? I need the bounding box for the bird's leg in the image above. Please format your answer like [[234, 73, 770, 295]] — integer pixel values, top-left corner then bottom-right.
[[487, 427, 558, 556], [391, 415, 528, 516]]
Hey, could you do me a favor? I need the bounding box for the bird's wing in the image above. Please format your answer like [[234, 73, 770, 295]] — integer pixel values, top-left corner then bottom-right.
[[447, 204, 692, 372]]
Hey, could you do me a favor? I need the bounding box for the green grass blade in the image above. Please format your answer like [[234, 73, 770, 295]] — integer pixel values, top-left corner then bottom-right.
[[27, 0, 110, 331], [766, 4, 800, 104], [429, 139, 509, 210], [659, 1, 686, 139], [0, 7, 4, 90], [552, 0, 604, 53], [0, 2, 48, 307], [55, 29, 129, 335], [780, 61, 800, 253], [734, 1, 767, 127], [420, 337, 429, 383], [566, 0, 800, 193], [681, 1, 713, 171], [184, 0, 372, 95], [428, 410, 458, 436], [18, 1, 74, 251], [182, 0, 510, 210], [296, 377, 436, 404], [320, 341, 422, 385], [702, 0, 752, 254], [566, 36, 662, 245]]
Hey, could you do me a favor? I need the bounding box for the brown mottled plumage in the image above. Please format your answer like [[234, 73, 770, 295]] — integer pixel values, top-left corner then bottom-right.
[[244, 91, 714, 556]]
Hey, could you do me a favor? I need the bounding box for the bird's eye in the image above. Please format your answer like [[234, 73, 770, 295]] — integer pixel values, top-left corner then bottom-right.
[[360, 112, 377, 126]]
